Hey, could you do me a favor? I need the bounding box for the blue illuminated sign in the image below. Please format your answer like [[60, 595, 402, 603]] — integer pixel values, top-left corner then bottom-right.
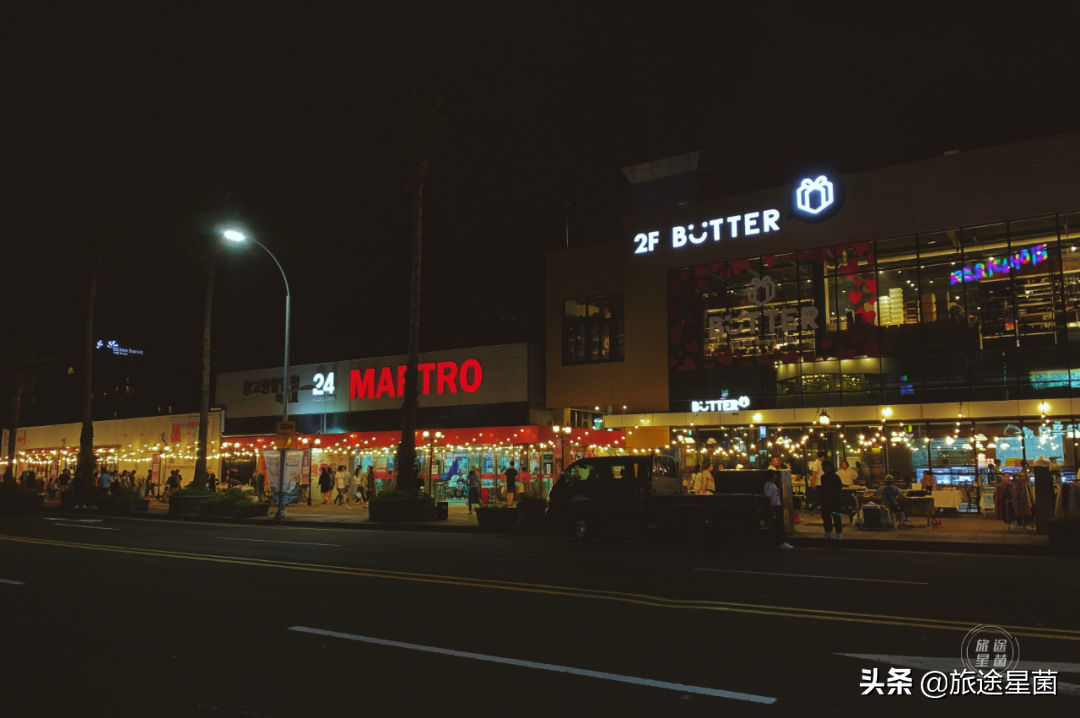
[[791, 172, 844, 223]]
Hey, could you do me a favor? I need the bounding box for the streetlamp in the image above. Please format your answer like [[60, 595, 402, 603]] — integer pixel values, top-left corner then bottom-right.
[[223, 229, 291, 520]]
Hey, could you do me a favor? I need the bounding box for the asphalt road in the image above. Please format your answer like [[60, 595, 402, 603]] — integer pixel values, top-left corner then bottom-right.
[[1, 514, 1077, 717]]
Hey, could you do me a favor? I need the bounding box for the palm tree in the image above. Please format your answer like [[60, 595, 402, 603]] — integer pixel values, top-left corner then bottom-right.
[[174, 197, 240, 490], [376, 93, 457, 494], [76, 215, 124, 488]]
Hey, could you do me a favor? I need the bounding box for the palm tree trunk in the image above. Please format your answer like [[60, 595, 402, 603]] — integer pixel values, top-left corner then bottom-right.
[[4, 366, 23, 485], [193, 253, 217, 490], [395, 181, 424, 493], [76, 265, 99, 485]]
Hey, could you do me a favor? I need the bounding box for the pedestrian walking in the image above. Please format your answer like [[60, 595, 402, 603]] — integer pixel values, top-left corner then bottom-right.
[[503, 460, 519, 505], [764, 474, 793, 549], [146, 468, 157, 498], [58, 468, 71, 498], [350, 465, 367, 508], [333, 465, 348, 507], [818, 460, 844, 539], [366, 465, 376, 502], [207, 471, 218, 493], [466, 465, 482, 512], [100, 469, 112, 499], [318, 466, 333, 504]]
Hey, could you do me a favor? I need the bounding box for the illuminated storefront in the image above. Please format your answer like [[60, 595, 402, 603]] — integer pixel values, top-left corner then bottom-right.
[[547, 132, 1080, 485], [217, 343, 626, 501]]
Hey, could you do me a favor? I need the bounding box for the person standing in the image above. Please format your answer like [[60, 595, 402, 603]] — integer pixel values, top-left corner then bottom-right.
[[466, 465, 482, 512], [503, 460, 519, 505], [318, 466, 333, 504], [764, 474, 793, 549], [365, 465, 376, 502], [818, 460, 844, 539], [100, 468, 111, 499], [920, 470, 937, 492], [809, 452, 825, 488], [334, 465, 349, 507], [58, 468, 71, 499], [695, 461, 715, 494], [837, 460, 857, 487]]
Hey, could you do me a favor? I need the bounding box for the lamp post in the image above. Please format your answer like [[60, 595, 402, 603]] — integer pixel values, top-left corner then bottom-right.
[[223, 229, 291, 520]]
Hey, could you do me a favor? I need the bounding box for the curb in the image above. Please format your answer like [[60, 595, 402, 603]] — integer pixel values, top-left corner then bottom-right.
[[788, 536, 1078, 557], [47, 507, 558, 536], [36, 507, 1079, 556]]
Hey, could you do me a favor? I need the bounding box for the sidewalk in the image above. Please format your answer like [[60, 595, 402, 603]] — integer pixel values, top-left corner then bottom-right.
[[41, 496, 1073, 555], [790, 508, 1053, 552]]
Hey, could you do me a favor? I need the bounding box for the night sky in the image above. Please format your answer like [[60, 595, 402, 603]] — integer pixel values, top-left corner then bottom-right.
[[7, 3, 1080, 423]]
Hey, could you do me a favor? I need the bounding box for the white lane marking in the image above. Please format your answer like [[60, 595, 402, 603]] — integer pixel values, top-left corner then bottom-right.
[[692, 568, 927, 586], [289, 626, 776, 704], [0, 579, 25, 585], [216, 537, 340, 547], [840, 654, 1080, 696], [52, 523, 119, 530], [44, 518, 102, 523]]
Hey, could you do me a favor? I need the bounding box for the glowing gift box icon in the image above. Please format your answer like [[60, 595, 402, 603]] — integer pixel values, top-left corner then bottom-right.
[[796, 175, 834, 215]]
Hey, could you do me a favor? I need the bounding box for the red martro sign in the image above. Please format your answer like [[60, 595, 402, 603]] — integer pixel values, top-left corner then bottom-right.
[[349, 359, 483, 399]]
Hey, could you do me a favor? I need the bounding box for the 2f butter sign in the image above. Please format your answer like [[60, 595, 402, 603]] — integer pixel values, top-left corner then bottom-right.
[[632, 173, 844, 254]]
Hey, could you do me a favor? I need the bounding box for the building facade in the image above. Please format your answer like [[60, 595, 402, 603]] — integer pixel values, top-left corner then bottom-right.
[[547, 132, 1080, 482]]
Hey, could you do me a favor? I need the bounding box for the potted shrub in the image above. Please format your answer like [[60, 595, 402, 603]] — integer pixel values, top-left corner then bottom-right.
[[169, 487, 217, 516], [0, 482, 44, 513], [475, 503, 518, 527], [515, 488, 548, 527], [198, 494, 225, 516], [369, 490, 436, 523], [232, 498, 271, 518], [1047, 514, 1080, 545], [111, 488, 149, 512]]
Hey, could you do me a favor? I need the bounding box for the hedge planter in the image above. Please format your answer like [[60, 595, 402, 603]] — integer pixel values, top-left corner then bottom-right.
[[0, 492, 44, 513], [516, 507, 546, 527], [235, 503, 271, 518], [169, 494, 215, 516], [476, 507, 518, 527], [1047, 520, 1080, 546], [369, 498, 436, 523]]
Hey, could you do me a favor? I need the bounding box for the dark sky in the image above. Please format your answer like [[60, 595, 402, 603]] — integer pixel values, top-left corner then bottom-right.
[[7, 2, 1080, 421]]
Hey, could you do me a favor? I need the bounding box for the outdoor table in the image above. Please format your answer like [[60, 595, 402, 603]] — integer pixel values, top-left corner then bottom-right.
[[897, 496, 935, 526], [931, 489, 962, 512]]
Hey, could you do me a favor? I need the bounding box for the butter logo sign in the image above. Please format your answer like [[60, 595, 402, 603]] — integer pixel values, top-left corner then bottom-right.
[[791, 172, 843, 223], [795, 176, 834, 215], [748, 277, 777, 306]]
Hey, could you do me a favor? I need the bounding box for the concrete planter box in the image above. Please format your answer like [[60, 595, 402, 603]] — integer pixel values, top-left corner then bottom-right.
[[169, 494, 215, 516], [1047, 521, 1080, 545], [369, 498, 435, 523], [235, 503, 271, 518], [114, 498, 150, 512]]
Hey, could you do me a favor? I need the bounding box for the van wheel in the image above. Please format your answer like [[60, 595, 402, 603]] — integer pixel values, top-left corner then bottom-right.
[[571, 514, 594, 542]]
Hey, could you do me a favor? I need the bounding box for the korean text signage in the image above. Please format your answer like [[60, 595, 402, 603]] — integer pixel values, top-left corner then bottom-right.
[[216, 344, 529, 418], [950, 244, 1047, 285]]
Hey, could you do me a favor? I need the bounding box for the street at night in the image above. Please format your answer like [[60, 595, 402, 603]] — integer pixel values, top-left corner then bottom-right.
[[6, 5, 1080, 717], [1, 515, 1077, 716]]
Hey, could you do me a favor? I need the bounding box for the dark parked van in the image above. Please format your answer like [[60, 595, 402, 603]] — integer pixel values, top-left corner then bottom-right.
[[545, 456, 774, 543]]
